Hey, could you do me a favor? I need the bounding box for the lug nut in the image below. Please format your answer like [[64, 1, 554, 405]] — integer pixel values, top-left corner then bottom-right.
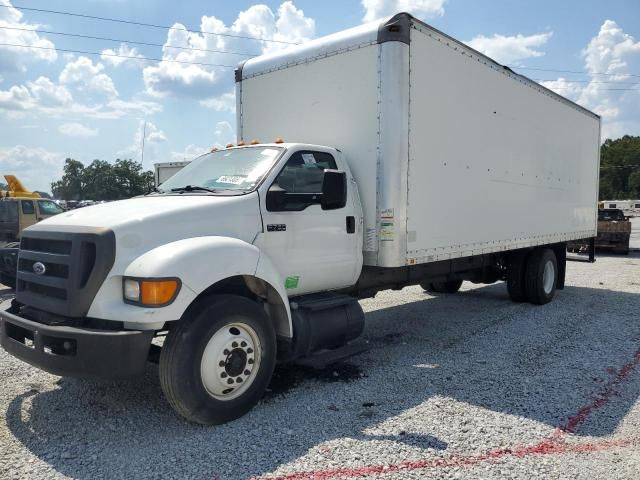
[[227, 378, 234, 384], [248, 359, 254, 365], [221, 372, 227, 378], [247, 348, 253, 354], [232, 341, 238, 348], [223, 349, 229, 355], [244, 369, 251, 375], [219, 361, 225, 367], [236, 377, 243, 383], [241, 341, 247, 347]]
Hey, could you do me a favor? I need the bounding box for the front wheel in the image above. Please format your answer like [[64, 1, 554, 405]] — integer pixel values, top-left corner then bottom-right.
[[159, 294, 276, 425]]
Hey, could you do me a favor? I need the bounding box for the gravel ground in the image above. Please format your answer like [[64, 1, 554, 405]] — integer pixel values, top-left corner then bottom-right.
[[1, 253, 639, 479]]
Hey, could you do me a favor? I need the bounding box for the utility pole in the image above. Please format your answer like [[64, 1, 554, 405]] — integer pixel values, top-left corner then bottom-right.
[[140, 121, 147, 165]]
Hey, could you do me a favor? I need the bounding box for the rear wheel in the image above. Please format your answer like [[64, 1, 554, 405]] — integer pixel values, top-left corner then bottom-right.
[[422, 279, 463, 293], [159, 294, 276, 425], [524, 249, 557, 305]]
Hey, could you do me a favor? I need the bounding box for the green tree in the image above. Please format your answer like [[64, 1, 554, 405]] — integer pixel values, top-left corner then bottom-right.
[[51, 158, 85, 200], [51, 158, 154, 200], [599, 135, 640, 200]]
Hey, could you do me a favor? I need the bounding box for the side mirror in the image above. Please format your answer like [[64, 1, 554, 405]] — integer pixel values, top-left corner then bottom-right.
[[266, 185, 287, 211], [321, 170, 347, 210]]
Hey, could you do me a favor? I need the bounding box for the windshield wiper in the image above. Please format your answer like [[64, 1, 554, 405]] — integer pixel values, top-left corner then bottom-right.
[[170, 185, 218, 193]]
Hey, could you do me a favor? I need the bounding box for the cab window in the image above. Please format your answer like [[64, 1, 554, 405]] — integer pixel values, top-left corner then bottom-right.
[[21, 200, 35, 215], [38, 200, 64, 215], [274, 151, 337, 194], [266, 151, 340, 212]]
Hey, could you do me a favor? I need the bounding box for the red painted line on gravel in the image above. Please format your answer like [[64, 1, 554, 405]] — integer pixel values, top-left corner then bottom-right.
[[257, 349, 640, 480]]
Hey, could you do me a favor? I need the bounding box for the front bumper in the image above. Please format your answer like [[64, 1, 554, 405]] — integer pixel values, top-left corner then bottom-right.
[[0, 304, 154, 379]]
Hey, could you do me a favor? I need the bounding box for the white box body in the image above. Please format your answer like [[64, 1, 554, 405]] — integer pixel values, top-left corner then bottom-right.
[[237, 13, 600, 268]]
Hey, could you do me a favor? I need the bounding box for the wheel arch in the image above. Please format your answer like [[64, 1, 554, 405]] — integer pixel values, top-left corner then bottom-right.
[[185, 273, 292, 341]]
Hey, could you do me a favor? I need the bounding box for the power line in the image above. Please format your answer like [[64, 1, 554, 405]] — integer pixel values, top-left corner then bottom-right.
[[0, 25, 260, 57], [545, 86, 640, 91], [0, 42, 235, 67], [535, 78, 640, 85], [0, 3, 298, 45], [513, 65, 640, 79]]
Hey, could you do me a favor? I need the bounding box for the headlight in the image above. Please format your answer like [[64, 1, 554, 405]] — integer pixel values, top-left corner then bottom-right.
[[123, 277, 181, 307]]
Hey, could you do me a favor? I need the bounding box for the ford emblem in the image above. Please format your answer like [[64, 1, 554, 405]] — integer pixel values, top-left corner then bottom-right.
[[32, 262, 46, 276]]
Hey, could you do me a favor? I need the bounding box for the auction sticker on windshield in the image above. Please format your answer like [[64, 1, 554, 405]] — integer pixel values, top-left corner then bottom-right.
[[217, 176, 245, 185]]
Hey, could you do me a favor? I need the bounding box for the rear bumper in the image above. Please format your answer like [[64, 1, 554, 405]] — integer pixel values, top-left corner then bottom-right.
[[0, 305, 154, 379]]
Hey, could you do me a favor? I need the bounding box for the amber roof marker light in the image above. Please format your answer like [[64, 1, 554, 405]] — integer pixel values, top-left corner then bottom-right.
[[275, 137, 284, 144]]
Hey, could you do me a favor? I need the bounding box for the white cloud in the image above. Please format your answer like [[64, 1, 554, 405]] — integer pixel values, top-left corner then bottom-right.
[[200, 91, 235, 112], [0, 0, 57, 72], [213, 120, 235, 146], [361, 0, 446, 22], [143, 1, 314, 98], [59, 56, 119, 98], [540, 20, 640, 140], [101, 43, 145, 68], [0, 145, 65, 192], [170, 144, 209, 162], [58, 122, 98, 137], [466, 32, 552, 65], [539, 78, 583, 101], [0, 76, 72, 110], [119, 121, 168, 168]]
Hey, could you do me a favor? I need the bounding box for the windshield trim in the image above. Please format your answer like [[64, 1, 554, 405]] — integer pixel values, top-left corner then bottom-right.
[[156, 146, 287, 196]]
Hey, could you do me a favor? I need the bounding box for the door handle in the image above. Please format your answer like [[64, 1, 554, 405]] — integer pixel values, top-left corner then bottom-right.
[[346, 216, 355, 234]]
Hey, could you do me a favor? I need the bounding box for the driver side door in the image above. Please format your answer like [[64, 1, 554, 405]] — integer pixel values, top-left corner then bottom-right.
[[255, 150, 361, 296]]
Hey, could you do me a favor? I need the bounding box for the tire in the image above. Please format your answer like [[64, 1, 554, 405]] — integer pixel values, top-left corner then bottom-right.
[[524, 249, 557, 305], [0, 273, 16, 289], [422, 279, 463, 293], [507, 251, 528, 302], [159, 294, 277, 425]]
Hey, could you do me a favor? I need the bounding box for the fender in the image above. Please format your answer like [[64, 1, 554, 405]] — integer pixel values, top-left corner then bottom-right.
[[87, 236, 292, 334]]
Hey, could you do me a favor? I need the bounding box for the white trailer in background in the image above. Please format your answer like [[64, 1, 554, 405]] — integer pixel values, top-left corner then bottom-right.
[[602, 200, 640, 216], [154, 161, 190, 186], [2, 13, 600, 425]]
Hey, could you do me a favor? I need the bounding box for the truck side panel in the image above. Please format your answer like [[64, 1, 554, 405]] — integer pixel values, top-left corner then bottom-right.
[[406, 26, 600, 264]]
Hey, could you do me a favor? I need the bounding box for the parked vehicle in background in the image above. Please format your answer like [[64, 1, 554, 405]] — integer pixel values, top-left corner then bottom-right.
[[0, 13, 600, 425], [600, 199, 640, 218], [0, 175, 64, 288], [0, 176, 64, 242], [154, 161, 190, 186], [596, 209, 631, 254]]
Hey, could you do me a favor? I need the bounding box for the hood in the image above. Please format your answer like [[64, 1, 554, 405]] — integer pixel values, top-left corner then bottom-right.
[[27, 193, 263, 267]]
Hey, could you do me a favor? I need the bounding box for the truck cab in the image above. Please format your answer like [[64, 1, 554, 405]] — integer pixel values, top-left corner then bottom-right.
[[0, 143, 365, 424]]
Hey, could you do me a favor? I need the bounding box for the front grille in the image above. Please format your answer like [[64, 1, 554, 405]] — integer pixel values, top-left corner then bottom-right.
[[16, 228, 116, 318]]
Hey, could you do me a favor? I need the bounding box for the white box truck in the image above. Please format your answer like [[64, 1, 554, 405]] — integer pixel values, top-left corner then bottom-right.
[[0, 13, 600, 424], [154, 161, 190, 186]]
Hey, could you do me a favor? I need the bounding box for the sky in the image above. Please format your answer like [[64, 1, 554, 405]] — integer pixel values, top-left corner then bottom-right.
[[0, 0, 639, 192]]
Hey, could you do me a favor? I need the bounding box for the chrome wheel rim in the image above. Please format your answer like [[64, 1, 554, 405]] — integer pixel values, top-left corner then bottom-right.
[[542, 260, 555, 295], [200, 322, 261, 401]]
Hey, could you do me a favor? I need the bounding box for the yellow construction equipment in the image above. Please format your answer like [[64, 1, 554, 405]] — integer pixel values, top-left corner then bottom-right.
[[1, 175, 40, 198]]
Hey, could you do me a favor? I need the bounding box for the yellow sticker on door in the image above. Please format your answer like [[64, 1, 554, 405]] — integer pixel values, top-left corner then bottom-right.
[[285, 276, 300, 289]]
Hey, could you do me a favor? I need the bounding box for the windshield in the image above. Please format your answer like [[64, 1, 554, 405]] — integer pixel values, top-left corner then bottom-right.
[[159, 146, 284, 193], [38, 200, 64, 215]]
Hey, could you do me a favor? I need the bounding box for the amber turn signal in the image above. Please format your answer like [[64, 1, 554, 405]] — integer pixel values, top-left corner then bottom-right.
[[123, 277, 181, 307]]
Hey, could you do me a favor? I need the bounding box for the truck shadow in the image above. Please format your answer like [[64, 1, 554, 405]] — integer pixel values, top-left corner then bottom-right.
[[5, 283, 640, 479]]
